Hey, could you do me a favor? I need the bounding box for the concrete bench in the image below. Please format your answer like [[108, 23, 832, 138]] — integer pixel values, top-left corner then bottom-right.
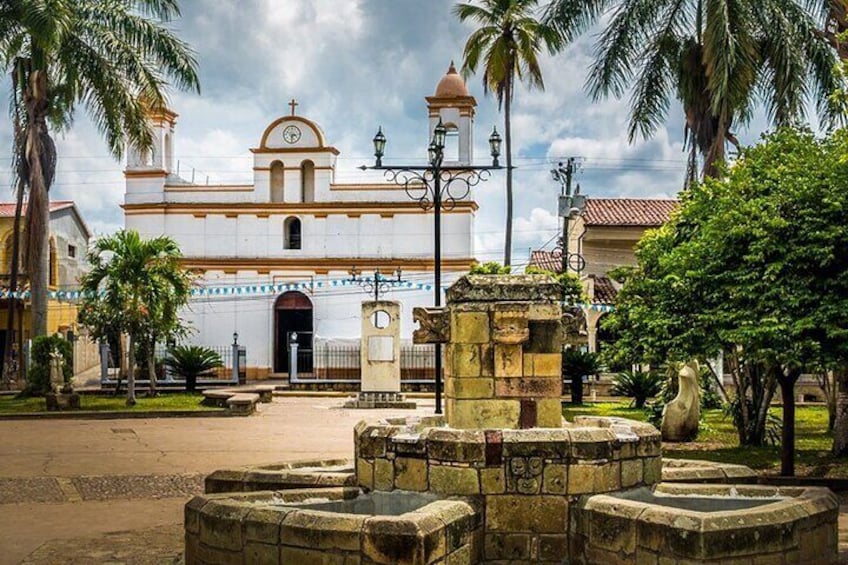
[[250, 385, 275, 403], [226, 393, 259, 416], [201, 390, 233, 408], [202, 389, 262, 414]]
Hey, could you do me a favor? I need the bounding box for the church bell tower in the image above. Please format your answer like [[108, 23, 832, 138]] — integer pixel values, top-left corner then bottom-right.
[[124, 103, 178, 203], [426, 62, 477, 166]]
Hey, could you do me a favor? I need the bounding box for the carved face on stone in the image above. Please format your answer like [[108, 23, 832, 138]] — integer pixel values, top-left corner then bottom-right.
[[509, 457, 544, 494]]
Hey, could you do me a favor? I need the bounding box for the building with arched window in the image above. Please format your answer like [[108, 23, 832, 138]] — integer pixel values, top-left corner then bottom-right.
[[0, 201, 93, 377], [123, 64, 480, 378]]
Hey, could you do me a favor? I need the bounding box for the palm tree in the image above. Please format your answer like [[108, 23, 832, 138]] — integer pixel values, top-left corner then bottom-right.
[[544, 0, 840, 181], [79, 231, 192, 405], [454, 0, 562, 266], [163, 345, 223, 393], [0, 0, 199, 343]]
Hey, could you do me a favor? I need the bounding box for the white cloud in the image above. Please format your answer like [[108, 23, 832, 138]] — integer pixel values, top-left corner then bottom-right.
[[0, 0, 796, 266]]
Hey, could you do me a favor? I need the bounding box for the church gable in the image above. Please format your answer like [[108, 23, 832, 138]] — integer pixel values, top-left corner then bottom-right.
[[258, 116, 327, 150]]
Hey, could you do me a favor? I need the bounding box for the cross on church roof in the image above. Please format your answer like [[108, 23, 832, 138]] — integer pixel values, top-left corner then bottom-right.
[[288, 98, 298, 115]]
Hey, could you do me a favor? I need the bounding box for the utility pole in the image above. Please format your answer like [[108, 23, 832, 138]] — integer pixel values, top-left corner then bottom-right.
[[552, 158, 579, 274]]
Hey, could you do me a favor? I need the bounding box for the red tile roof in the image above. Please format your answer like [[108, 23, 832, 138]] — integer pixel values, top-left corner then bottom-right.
[[583, 198, 678, 227], [590, 275, 618, 305], [528, 250, 563, 274], [0, 201, 75, 217]]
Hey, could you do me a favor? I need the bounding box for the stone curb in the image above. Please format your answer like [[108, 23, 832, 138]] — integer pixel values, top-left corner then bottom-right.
[[0, 409, 232, 421]]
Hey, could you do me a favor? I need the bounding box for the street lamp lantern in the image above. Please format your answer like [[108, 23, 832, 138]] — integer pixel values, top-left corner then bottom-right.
[[232, 332, 239, 345], [372, 127, 386, 167], [362, 118, 501, 414], [433, 118, 447, 149], [428, 141, 439, 165], [489, 127, 502, 167]]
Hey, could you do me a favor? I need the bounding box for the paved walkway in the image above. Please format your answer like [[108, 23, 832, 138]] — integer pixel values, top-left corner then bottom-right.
[[0, 397, 435, 564], [1, 396, 847, 564]]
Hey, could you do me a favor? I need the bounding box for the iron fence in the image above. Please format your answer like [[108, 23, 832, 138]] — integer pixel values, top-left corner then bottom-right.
[[100, 343, 241, 387], [294, 343, 439, 382], [155, 344, 237, 383]]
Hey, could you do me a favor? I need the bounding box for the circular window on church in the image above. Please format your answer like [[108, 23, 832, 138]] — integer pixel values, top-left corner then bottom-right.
[[371, 310, 391, 329]]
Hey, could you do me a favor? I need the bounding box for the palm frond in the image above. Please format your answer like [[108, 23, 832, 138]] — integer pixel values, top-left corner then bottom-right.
[[587, 0, 672, 100], [543, 0, 614, 42]]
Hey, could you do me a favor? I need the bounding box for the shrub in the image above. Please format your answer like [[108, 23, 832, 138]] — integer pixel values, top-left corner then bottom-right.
[[525, 266, 584, 304], [470, 261, 511, 275], [26, 335, 73, 396], [562, 349, 600, 405], [700, 373, 724, 409], [162, 345, 222, 392], [611, 370, 663, 409], [725, 396, 782, 446]]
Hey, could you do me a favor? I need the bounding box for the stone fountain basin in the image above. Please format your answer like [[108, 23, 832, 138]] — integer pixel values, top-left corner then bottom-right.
[[185, 487, 481, 565], [661, 457, 757, 484], [573, 483, 839, 564], [355, 415, 663, 497], [204, 458, 356, 493]]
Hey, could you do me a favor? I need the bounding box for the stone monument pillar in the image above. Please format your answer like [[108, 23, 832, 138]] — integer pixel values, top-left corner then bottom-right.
[[344, 301, 415, 409], [414, 275, 563, 429]]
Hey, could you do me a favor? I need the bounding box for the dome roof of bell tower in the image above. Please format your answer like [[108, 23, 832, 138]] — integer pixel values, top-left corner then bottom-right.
[[434, 61, 470, 98]]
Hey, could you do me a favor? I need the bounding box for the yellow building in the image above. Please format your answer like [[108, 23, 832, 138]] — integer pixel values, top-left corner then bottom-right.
[[0, 201, 93, 378]]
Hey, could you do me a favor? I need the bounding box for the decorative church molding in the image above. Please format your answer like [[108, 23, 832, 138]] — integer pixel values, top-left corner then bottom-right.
[[123, 201, 479, 215]]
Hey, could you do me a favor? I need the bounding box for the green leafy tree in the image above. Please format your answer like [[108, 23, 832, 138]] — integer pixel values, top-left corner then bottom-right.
[[544, 0, 840, 181], [0, 0, 199, 342], [455, 0, 562, 266], [162, 345, 222, 393], [78, 230, 193, 405], [603, 127, 848, 475]]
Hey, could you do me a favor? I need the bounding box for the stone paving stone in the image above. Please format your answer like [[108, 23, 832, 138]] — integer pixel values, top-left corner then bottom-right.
[[0, 477, 65, 504], [22, 525, 183, 564], [71, 473, 204, 501]]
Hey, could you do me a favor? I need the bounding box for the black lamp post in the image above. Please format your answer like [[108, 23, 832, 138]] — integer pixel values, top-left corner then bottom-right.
[[362, 119, 502, 414]]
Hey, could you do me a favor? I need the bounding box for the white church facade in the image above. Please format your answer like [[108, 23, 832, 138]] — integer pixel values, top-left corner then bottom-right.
[[123, 66, 480, 378]]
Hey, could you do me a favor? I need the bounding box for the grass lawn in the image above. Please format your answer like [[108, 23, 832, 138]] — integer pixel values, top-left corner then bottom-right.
[[0, 392, 220, 414], [563, 401, 847, 477]]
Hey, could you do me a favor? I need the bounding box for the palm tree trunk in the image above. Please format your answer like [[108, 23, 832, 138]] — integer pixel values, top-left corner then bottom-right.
[[833, 367, 848, 456], [503, 78, 513, 268], [148, 336, 157, 397], [126, 333, 136, 406], [24, 70, 50, 338]]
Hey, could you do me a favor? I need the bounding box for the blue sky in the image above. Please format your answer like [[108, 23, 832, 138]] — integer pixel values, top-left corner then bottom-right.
[[0, 0, 782, 267]]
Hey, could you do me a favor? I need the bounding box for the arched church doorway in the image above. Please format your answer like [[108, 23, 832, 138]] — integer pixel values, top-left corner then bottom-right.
[[274, 291, 313, 374]]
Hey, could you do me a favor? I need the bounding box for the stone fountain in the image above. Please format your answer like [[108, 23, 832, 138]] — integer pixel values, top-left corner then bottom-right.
[[184, 275, 838, 564]]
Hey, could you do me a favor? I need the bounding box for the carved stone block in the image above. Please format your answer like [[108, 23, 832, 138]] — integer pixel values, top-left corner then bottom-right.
[[412, 307, 450, 344]]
